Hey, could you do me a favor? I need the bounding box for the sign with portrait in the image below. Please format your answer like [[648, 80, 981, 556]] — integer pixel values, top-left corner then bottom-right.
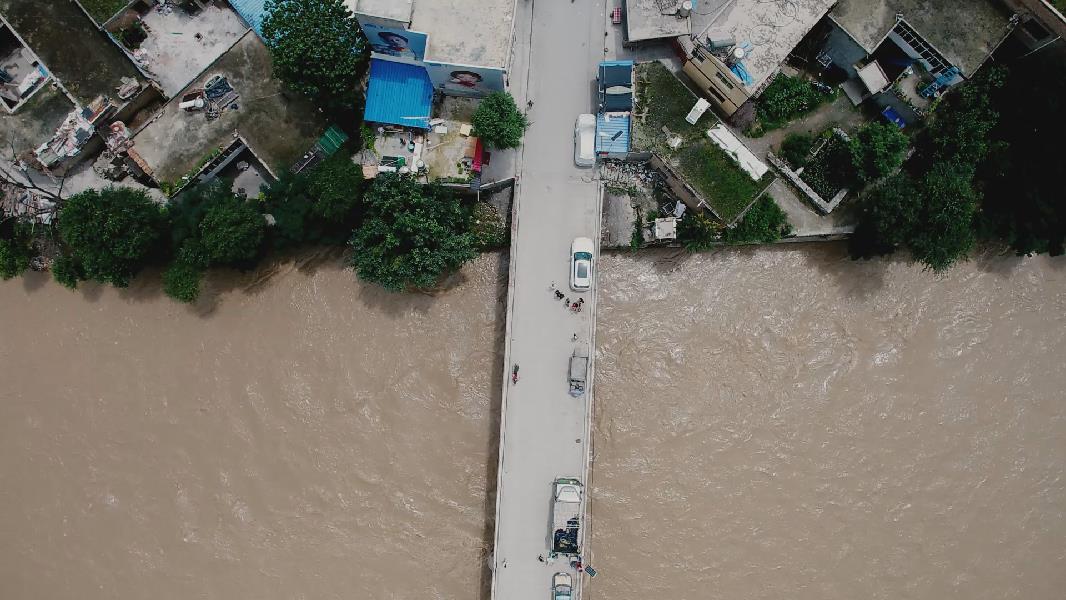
[[362, 23, 428, 61], [424, 62, 506, 97]]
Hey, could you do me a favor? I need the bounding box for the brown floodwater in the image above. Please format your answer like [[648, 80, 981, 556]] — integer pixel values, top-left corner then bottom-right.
[[589, 244, 1066, 600], [1, 244, 1064, 600], [0, 251, 506, 600]]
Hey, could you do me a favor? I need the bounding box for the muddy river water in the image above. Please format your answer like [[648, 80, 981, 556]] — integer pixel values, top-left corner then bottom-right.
[[1, 245, 1064, 599]]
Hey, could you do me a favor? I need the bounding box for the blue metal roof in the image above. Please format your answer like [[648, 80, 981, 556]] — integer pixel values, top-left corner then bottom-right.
[[364, 59, 434, 129], [596, 113, 630, 155], [228, 0, 268, 37]]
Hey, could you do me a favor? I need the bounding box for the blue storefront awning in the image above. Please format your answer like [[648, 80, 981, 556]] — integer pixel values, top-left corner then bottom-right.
[[364, 59, 434, 129]]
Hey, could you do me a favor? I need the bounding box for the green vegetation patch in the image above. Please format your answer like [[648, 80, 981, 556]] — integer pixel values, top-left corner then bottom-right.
[[634, 62, 766, 223], [77, 0, 130, 25], [799, 134, 856, 199], [753, 75, 834, 134], [677, 140, 768, 222]]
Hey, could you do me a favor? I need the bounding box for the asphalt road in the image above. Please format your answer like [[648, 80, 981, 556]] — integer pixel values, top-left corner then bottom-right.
[[490, 0, 606, 599]]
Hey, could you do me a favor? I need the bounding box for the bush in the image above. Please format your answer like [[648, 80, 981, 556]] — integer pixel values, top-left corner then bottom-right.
[[349, 173, 477, 291], [779, 133, 814, 168], [262, 154, 365, 248], [0, 220, 34, 280], [170, 182, 265, 268], [723, 196, 792, 244], [799, 135, 856, 199], [678, 213, 723, 251], [198, 194, 266, 267], [57, 187, 165, 288], [162, 260, 203, 304], [472, 92, 529, 149], [850, 122, 909, 183], [50, 254, 83, 290], [757, 76, 827, 129]]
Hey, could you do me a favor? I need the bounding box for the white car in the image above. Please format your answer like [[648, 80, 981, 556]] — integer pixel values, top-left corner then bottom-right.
[[570, 237, 594, 291], [574, 114, 595, 167], [552, 572, 573, 600]]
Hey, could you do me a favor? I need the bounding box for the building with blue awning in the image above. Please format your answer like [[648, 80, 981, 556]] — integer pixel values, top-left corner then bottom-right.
[[364, 58, 434, 129]]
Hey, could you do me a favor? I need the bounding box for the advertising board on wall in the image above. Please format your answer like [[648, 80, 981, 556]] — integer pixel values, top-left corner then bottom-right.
[[424, 62, 506, 97], [361, 22, 428, 61]]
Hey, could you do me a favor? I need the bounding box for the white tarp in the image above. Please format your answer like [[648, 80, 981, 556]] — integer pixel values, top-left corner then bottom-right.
[[706, 124, 768, 181]]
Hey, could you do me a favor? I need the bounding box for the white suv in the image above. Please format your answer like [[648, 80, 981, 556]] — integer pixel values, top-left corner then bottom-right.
[[570, 237, 594, 291]]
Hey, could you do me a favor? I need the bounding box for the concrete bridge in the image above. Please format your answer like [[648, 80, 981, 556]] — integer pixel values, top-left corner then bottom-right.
[[489, 1, 606, 599]]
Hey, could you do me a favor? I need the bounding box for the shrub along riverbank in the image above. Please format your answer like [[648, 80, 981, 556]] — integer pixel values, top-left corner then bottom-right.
[[0, 154, 508, 303]]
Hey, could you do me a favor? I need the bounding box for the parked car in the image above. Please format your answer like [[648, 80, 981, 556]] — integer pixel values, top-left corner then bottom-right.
[[570, 237, 594, 291], [552, 572, 573, 600], [574, 114, 595, 167]]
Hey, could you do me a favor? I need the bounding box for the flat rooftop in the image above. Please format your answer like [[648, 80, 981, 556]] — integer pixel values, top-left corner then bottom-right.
[[349, 0, 513, 68], [131, 31, 326, 184], [347, 0, 413, 24], [625, 0, 690, 42], [410, 0, 514, 68], [830, 0, 1014, 74], [693, 0, 835, 91], [109, 1, 248, 96], [0, 0, 146, 105]]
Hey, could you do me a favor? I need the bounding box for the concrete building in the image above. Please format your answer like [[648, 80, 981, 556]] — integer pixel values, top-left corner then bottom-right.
[[351, 0, 517, 129]]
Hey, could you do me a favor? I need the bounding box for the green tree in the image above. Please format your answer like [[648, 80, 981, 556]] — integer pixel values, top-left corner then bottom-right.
[[262, 154, 365, 249], [850, 167, 976, 272], [57, 187, 165, 288], [907, 164, 977, 272], [349, 173, 477, 291], [472, 92, 529, 149], [50, 254, 82, 290], [678, 213, 723, 251], [169, 182, 265, 268], [261, 0, 366, 107], [849, 122, 909, 183], [723, 196, 792, 244], [0, 219, 34, 280], [198, 193, 265, 267], [978, 57, 1066, 256], [162, 259, 203, 304]]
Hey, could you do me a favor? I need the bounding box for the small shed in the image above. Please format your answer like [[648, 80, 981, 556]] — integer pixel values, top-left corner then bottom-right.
[[596, 112, 630, 157]]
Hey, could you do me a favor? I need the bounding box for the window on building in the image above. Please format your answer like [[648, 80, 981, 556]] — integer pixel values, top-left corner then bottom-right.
[[714, 71, 735, 89]]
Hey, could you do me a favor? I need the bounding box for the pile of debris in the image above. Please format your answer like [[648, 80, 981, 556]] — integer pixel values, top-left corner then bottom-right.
[[180, 75, 239, 121], [0, 183, 57, 225], [601, 160, 662, 189], [33, 97, 111, 169]]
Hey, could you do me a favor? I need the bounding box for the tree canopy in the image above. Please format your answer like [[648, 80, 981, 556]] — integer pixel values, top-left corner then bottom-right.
[[349, 173, 477, 291], [678, 213, 722, 251], [261, 0, 366, 107], [723, 196, 792, 244], [0, 219, 34, 280], [56, 187, 165, 288], [263, 153, 365, 249], [198, 193, 266, 267], [472, 92, 529, 149], [849, 68, 1003, 271], [849, 122, 909, 183], [977, 53, 1066, 255]]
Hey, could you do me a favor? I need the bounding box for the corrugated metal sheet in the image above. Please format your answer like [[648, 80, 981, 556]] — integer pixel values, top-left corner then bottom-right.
[[596, 112, 630, 155], [228, 0, 268, 37], [318, 125, 349, 156], [364, 59, 434, 129]]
